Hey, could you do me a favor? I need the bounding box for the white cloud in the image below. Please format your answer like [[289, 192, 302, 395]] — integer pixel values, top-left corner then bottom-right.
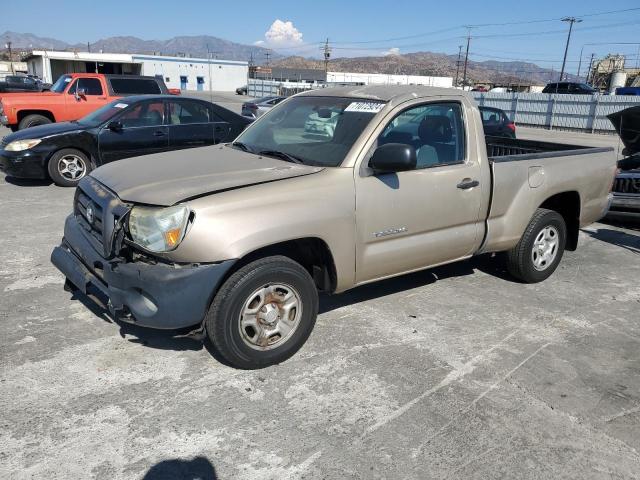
[[382, 47, 400, 56], [256, 19, 304, 47]]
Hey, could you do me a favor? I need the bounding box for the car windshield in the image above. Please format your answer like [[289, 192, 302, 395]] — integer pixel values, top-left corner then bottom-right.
[[50, 75, 72, 93], [77, 100, 130, 127], [234, 96, 386, 167]]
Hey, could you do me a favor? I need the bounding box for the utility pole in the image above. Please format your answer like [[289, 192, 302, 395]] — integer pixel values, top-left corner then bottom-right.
[[247, 51, 254, 96], [576, 45, 584, 80], [87, 42, 91, 53], [586, 53, 595, 84], [462, 27, 473, 90], [455, 45, 463, 87], [559, 17, 582, 82], [5, 39, 14, 74], [322, 38, 332, 76]]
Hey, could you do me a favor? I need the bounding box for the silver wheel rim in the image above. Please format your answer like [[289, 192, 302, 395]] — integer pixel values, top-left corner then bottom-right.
[[239, 283, 302, 351], [531, 225, 559, 271], [57, 154, 86, 181]]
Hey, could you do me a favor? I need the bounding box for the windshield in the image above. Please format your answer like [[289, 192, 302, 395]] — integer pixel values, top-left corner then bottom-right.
[[77, 100, 130, 127], [50, 75, 72, 93], [234, 96, 386, 167]]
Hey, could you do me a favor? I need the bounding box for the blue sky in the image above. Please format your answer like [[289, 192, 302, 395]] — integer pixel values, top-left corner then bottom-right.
[[3, 0, 640, 75]]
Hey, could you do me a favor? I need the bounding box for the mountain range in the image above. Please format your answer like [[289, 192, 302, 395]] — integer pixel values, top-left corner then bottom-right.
[[2, 31, 575, 85]]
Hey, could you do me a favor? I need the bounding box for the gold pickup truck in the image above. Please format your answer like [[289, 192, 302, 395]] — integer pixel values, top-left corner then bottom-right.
[[51, 86, 617, 369]]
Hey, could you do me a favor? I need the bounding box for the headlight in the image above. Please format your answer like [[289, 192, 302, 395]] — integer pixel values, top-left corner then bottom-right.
[[5, 139, 42, 152], [128, 205, 191, 253]]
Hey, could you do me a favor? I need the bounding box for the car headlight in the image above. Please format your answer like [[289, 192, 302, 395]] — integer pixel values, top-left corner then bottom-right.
[[5, 139, 42, 152], [128, 205, 191, 253]]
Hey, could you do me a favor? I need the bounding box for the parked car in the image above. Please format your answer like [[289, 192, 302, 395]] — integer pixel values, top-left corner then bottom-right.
[[0, 75, 50, 93], [479, 106, 516, 138], [615, 87, 640, 96], [0, 73, 170, 131], [51, 85, 617, 369], [607, 106, 640, 218], [241, 96, 285, 118], [542, 82, 597, 94], [0, 95, 251, 186], [236, 85, 248, 95]]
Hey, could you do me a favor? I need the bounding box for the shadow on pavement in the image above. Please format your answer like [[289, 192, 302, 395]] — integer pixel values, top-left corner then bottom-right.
[[583, 227, 640, 255], [4, 176, 52, 187], [142, 456, 217, 480], [319, 254, 510, 314]]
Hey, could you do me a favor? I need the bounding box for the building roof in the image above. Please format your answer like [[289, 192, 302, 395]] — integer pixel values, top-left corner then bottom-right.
[[24, 50, 247, 66]]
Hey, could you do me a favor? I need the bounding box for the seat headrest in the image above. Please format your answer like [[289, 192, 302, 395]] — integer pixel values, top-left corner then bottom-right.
[[418, 115, 452, 143]]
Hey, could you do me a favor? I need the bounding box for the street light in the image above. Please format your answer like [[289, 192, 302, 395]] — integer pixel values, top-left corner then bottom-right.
[[559, 17, 582, 82]]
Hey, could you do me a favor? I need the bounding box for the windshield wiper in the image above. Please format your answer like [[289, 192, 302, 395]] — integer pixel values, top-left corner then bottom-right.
[[231, 141, 255, 153], [258, 150, 304, 164]]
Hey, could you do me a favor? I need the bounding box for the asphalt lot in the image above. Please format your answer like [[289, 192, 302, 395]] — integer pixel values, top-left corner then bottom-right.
[[1, 94, 639, 479]]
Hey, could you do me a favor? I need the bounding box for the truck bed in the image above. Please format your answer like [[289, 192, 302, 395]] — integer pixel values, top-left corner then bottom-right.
[[486, 136, 612, 162], [481, 135, 616, 254]]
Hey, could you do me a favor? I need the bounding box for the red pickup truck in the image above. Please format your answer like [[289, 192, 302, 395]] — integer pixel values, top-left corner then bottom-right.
[[0, 73, 170, 131]]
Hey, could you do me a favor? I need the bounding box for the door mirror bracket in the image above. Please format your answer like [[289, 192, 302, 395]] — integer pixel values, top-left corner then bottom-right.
[[107, 121, 123, 132]]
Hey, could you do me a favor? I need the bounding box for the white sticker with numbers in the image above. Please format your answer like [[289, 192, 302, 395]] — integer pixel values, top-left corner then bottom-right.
[[344, 101, 385, 113], [113, 103, 128, 109]]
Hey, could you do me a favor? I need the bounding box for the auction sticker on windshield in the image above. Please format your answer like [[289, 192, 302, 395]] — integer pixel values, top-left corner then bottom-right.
[[114, 103, 128, 109], [344, 102, 385, 113]]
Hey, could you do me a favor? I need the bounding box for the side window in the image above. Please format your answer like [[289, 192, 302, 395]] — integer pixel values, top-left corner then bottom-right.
[[168, 101, 210, 124], [480, 109, 499, 124], [118, 101, 165, 128], [377, 102, 466, 168], [67, 80, 78, 95], [79, 78, 103, 95], [207, 106, 225, 122]]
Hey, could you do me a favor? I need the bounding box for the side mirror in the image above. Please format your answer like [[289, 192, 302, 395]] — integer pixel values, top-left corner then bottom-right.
[[75, 88, 86, 100], [107, 121, 123, 132], [369, 143, 417, 173]]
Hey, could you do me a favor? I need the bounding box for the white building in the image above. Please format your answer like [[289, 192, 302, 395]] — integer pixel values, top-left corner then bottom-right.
[[24, 50, 248, 92], [327, 71, 453, 88]]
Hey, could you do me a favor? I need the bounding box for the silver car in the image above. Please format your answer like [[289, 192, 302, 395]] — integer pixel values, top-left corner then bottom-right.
[[241, 96, 285, 118]]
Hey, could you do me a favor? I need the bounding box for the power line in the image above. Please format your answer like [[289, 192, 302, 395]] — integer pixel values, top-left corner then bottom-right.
[[467, 6, 640, 27]]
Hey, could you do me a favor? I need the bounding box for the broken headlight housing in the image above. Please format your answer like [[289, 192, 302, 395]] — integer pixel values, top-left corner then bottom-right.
[[128, 205, 191, 253]]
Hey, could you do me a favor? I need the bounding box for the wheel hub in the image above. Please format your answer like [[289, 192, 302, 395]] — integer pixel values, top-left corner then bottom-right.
[[239, 283, 302, 351], [258, 303, 280, 326], [532, 225, 559, 271]]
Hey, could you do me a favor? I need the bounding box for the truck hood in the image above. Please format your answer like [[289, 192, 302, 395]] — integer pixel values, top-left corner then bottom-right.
[[90, 145, 324, 206], [608, 106, 640, 156]]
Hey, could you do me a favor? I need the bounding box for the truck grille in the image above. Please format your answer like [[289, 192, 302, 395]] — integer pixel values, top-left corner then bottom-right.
[[74, 177, 129, 258], [613, 176, 640, 194]]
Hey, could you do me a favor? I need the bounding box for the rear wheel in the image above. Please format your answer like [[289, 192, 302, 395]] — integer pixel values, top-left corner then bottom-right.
[[47, 149, 91, 187], [205, 255, 319, 369], [506, 208, 567, 283], [18, 114, 52, 130]]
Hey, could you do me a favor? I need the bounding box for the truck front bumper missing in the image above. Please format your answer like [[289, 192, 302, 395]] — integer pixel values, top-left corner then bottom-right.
[[51, 215, 236, 329]]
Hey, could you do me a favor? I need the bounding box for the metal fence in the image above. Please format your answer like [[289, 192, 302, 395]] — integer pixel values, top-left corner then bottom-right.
[[247, 81, 640, 134], [472, 92, 640, 133], [248, 79, 323, 98]]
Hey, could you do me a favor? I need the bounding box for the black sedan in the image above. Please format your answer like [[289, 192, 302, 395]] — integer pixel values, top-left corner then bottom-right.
[[479, 106, 516, 139], [0, 95, 252, 186]]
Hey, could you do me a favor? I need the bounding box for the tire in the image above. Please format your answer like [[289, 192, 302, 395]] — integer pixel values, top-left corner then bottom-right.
[[18, 114, 52, 130], [205, 255, 319, 369], [507, 208, 567, 283], [47, 149, 92, 187], [9, 125, 19, 133]]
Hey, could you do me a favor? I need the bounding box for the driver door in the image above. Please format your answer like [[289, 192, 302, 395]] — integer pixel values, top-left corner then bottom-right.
[[354, 101, 486, 284], [98, 100, 169, 163]]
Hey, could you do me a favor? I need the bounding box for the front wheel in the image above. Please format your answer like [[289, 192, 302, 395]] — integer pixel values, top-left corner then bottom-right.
[[205, 256, 319, 369], [18, 114, 52, 130], [506, 208, 567, 283], [47, 149, 92, 187]]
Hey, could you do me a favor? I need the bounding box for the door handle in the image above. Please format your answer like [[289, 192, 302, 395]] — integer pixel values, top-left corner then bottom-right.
[[153, 130, 167, 137], [457, 179, 479, 189]]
